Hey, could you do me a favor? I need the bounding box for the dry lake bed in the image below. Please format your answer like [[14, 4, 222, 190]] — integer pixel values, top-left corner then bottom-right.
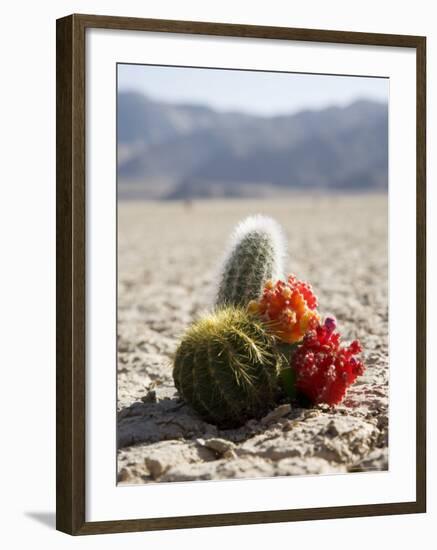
[[117, 195, 388, 484]]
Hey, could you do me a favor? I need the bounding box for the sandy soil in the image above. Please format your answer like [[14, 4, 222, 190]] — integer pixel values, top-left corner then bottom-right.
[[117, 195, 388, 484]]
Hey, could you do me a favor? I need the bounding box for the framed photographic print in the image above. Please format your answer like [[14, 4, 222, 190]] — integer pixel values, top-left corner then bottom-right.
[[56, 14, 426, 535]]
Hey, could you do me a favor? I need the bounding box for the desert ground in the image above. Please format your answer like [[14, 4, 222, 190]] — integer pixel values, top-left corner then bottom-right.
[[117, 194, 388, 484]]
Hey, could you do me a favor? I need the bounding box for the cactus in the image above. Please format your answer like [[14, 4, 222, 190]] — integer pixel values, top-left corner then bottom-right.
[[173, 307, 284, 428], [214, 215, 286, 308]]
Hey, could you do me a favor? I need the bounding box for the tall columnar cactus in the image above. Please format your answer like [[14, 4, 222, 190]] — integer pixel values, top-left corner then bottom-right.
[[215, 215, 286, 308], [173, 307, 284, 428]]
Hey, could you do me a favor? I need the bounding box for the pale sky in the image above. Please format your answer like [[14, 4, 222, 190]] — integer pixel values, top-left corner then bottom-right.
[[118, 63, 388, 116]]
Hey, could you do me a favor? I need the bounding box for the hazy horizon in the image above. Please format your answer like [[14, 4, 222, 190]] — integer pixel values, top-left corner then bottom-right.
[[119, 88, 388, 120], [118, 63, 388, 117]]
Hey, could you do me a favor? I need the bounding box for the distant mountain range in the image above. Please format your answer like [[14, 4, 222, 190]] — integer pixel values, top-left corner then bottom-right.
[[117, 91, 388, 199]]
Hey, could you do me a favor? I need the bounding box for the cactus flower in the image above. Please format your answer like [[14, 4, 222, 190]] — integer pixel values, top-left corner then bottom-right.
[[292, 317, 365, 406], [248, 274, 320, 344]]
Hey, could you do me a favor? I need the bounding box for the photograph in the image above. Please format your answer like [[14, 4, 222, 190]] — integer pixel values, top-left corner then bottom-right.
[[116, 63, 389, 485]]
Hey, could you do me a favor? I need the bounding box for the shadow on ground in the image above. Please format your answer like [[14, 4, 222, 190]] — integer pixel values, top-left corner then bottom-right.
[[25, 512, 56, 529], [117, 396, 218, 448], [117, 392, 313, 450]]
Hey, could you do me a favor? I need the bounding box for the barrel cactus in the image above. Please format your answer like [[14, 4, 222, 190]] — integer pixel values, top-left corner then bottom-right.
[[215, 215, 286, 308], [173, 307, 284, 427]]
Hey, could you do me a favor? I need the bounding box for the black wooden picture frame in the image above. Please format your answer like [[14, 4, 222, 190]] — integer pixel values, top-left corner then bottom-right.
[[56, 13, 426, 535]]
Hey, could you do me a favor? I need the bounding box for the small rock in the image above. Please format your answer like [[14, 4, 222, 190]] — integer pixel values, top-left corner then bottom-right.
[[201, 438, 236, 455], [146, 458, 166, 479], [261, 404, 292, 425]]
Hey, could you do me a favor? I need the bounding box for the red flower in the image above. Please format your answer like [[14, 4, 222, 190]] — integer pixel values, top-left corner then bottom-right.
[[248, 275, 319, 344], [292, 317, 365, 406]]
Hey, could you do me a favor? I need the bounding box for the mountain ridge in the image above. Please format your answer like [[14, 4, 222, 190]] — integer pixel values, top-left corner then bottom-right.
[[117, 91, 388, 199]]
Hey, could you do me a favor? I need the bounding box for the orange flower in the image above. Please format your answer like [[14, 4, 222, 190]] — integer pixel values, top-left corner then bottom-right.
[[248, 275, 320, 343]]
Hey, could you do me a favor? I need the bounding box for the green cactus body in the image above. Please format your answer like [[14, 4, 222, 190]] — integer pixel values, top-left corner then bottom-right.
[[173, 307, 284, 428], [215, 215, 285, 308]]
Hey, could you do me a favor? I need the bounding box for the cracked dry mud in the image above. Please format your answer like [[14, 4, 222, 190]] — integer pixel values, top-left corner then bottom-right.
[[117, 195, 388, 484]]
